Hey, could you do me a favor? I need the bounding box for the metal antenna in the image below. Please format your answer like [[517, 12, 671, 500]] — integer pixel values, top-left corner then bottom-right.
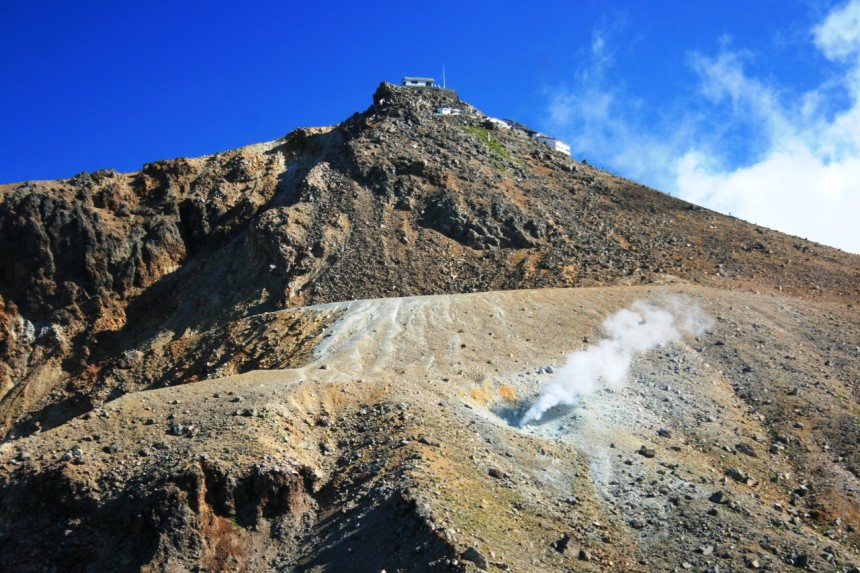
[[443, 64, 446, 89]]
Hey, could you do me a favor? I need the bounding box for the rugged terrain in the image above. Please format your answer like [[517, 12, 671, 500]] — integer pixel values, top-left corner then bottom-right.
[[1, 83, 859, 572]]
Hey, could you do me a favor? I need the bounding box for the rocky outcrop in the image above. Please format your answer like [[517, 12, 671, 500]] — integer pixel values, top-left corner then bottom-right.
[[419, 190, 544, 250], [0, 458, 319, 572]]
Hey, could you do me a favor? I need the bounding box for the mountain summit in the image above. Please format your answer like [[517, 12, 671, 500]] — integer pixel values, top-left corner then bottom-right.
[[1, 83, 859, 572]]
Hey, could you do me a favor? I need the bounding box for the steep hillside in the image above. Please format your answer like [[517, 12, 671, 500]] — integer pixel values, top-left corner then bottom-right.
[[1, 83, 859, 572]]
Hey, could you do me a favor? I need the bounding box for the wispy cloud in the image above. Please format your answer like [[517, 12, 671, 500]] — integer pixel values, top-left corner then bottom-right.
[[544, 0, 860, 254], [543, 18, 685, 193], [544, 76, 686, 194]]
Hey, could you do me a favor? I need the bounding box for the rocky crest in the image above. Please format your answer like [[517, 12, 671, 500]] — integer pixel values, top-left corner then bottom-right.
[[0, 83, 859, 572]]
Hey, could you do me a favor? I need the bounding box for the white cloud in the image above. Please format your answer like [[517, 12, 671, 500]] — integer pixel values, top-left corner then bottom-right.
[[544, 0, 860, 254], [676, 143, 860, 251], [814, 0, 860, 61]]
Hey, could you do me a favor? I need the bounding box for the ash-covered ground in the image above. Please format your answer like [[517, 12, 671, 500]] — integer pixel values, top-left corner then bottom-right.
[[3, 284, 858, 572]]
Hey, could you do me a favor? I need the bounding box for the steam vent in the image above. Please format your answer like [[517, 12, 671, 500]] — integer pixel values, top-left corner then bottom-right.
[[1, 82, 859, 572]]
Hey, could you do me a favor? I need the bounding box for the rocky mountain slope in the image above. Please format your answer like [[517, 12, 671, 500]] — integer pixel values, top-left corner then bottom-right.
[[1, 83, 859, 572]]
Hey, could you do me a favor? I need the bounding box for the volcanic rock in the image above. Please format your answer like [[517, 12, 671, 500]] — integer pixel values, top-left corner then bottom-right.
[[461, 546, 488, 570]]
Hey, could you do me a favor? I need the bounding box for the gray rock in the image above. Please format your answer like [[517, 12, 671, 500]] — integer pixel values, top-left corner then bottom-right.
[[726, 467, 750, 483], [638, 446, 656, 458], [461, 547, 488, 570], [488, 467, 507, 479], [70, 445, 85, 464], [735, 443, 757, 457], [791, 553, 809, 568], [554, 534, 574, 554]]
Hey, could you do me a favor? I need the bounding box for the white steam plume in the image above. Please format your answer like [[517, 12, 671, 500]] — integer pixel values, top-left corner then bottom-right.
[[519, 299, 711, 426]]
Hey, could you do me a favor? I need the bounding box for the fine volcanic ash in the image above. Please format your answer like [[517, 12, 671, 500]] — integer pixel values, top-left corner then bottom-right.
[[519, 298, 712, 426]]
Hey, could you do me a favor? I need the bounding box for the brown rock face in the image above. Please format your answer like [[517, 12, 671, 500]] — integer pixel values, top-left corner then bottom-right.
[[0, 83, 858, 572]]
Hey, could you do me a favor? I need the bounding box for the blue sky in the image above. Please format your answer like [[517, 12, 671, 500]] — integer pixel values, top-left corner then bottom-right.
[[2, 1, 858, 253]]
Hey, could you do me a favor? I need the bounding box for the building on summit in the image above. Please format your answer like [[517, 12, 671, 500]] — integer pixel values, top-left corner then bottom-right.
[[402, 76, 435, 87]]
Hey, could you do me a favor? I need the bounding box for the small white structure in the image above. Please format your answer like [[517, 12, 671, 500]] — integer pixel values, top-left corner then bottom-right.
[[437, 106, 463, 115], [485, 117, 511, 129], [402, 76, 435, 87], [536, 135, 571, 156]]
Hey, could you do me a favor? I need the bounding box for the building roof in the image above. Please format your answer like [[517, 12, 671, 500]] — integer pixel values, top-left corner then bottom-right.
[[502, 119, 537, 134], [402, 76, 435, 83]]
